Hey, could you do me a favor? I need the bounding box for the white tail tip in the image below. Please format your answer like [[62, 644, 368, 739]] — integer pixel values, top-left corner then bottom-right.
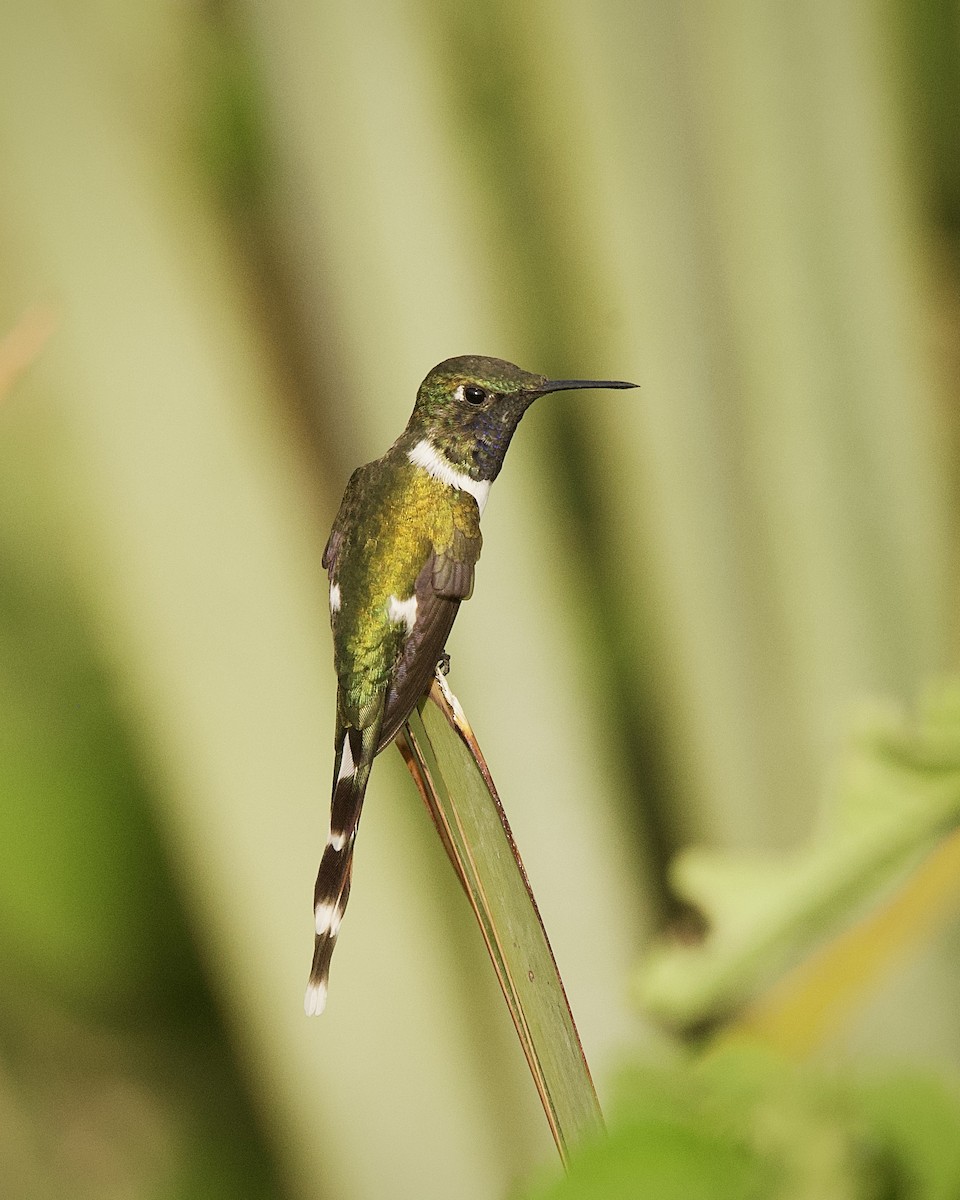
[[304, 980, 328, 1016]]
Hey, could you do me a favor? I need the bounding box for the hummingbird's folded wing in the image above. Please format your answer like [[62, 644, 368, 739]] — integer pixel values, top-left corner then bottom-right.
[[322, 464, 370, 578], [379, 526, 481, 750], [431, 524, 482, 600]]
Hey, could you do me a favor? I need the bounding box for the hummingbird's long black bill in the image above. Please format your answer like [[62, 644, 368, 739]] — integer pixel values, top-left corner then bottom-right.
[[535, 378, 638, 396]]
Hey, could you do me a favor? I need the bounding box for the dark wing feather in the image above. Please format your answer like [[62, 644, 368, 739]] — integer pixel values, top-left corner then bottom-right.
[[322, 466, 370, 579], [321, 530, 341, 577], [378, 569, 459, 751], [431, 526, 480, 600], [378, 525, 481, 750]]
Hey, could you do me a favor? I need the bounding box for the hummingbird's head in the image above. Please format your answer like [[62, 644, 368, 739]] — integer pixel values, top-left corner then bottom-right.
[[407, 355, 636, 482]]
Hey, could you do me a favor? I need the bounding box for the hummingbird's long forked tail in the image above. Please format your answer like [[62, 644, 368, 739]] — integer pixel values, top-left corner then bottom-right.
[[305, 717, 382, 1015]]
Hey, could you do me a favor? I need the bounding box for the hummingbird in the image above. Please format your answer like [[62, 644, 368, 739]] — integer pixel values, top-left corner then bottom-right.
[[306, 355, 636, 1015]]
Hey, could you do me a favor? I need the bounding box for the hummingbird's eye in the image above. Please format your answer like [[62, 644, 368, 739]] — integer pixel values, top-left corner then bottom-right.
[[463, 385, 486, 405]]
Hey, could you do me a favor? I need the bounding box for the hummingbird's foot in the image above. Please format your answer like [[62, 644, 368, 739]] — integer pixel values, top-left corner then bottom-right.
[[436, 652, 451, 677]]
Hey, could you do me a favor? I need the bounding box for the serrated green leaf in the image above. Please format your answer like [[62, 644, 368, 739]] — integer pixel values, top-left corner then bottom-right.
[[854, 1073, 960, 1200], [520, 1117, 769, 1200], [638, 682, 960, 1030], [522, 1047, 937, 1200]]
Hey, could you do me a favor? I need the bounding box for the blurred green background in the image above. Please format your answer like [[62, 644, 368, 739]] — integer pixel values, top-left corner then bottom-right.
[[1, 2, 958, 1198]]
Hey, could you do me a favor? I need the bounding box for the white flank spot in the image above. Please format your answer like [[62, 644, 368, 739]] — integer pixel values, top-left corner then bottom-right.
[[408, 438, 491, 515], [338, 735, 355, 782], [328, 906, 343, 937], [329, 830, 346, 852], [329, 581, 341, 613], [304, 980, 327, 1016], [315, 900, 337, 936], [387, 593, 418, 634]]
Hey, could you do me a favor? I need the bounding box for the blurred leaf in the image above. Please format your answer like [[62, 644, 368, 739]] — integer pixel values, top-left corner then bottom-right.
[[520, 1117, 769, 1200], [0, 519, 194, 1009], [192, 6, 270, 213], [523, 1045, 960, 1200], [0, 306, 55, 400], [0, 355, 284, 1200], [0, 981, 284, 1200], [731, 827, 960, 1057], [639, 682, 960, 1030], [522, 1045, 896, 1200], [853, 1072, 960, 1200]]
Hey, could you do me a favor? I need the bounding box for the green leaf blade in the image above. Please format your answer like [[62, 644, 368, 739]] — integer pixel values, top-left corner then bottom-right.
[[403, 679, 604, 1163]]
